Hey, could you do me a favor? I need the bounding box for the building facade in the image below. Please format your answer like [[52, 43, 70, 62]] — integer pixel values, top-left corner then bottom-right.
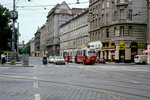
[[89, 0, 147, 63], [46, 1, 86, 56], [147, 0, 150, 64], [40, 24, 46, 57], [60, 10, 89, 57], [46, 1, 73, 56], [30, 37, 35, 57], [34, 28, 40, 57]]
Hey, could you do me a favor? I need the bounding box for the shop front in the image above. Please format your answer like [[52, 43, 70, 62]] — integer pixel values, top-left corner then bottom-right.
[[119, 41, 125, 62]]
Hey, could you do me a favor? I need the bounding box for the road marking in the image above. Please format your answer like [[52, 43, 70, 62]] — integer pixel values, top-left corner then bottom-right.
[[101, 89, 120, 100], [0, 74, 33, 80], [35, 94, 40, 100], [33, 77, 38, 88]]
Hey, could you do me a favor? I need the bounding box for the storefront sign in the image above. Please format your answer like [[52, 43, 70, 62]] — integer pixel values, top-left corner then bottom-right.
[[138, 46, 147, 49], [131, 46, 138, 48], [119, 41, 124, 46], [76, 45, 85, 49], [119, 46, 125, 50], [102, 46, 115, 49], [50, 50, 54, 52]]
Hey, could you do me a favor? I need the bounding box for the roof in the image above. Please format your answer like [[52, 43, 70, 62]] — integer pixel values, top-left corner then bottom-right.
[[71, 8, 87, 15], [47, 4, 60, 17], [59, 9, 69, 14]]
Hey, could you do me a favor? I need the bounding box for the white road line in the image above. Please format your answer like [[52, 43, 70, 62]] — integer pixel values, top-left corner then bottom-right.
[[33, 77, 40, 100], [35, 94, 41, 100], [33, 77, 39, 88], [0, 74, 33, 80]]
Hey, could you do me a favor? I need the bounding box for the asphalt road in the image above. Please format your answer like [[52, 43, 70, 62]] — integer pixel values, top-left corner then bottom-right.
[[0, 57, 150, 100]]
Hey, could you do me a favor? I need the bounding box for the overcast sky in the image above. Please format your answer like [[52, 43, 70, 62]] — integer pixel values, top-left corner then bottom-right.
[[0, 0, 89, 44]]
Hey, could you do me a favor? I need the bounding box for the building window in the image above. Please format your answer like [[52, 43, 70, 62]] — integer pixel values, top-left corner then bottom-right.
[[115, 27, 120, 37], [102, 14, 104, 24], [128, 9, 132, 20], [106, 13, 110, 23], [106, 0, 110, 8], [120, 9, 125, 20], [120, 26, 124, 36], [114, 11, 117, 21], [120, 0, 125, 3], [102, 1, 105, 9], [102, 29, 104, 37], [106, 29, 109, 38], [128, 26, 132, 36], [128, 0, 132, 4]]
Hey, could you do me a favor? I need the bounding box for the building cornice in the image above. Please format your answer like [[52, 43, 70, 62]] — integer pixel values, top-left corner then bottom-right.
[[89, 23, 147, 33]]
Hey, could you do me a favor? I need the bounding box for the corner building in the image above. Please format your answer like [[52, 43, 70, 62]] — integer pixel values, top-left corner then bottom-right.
[[89, 0, 147, 63], [46, 1, 86, 56]]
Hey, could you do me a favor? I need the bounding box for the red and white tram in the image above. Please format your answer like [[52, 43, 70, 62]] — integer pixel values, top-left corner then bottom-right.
[[64, 47, 97, 65]]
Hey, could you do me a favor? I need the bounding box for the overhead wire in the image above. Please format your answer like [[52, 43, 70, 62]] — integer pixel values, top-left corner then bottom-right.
[[16, 1, 89, 8]]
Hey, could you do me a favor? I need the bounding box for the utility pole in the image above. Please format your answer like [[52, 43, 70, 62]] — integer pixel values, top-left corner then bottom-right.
[[10, 0, 18, 64]]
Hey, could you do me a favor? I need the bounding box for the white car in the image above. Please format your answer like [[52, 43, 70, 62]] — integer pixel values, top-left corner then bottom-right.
[[48, 56, 54, 63], [134, 55, 147, 64], [54, 56, 65, 65]]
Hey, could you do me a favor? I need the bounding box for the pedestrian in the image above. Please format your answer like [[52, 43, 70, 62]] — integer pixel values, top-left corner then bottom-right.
[[67, 56, 69, 64], [1, 53, 6, 66], [42, 55, 47, 65], [75, 55, 77, 63]]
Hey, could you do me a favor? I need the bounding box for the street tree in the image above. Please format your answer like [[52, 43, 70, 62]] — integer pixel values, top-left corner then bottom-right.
[[0, 4, 18, 52]]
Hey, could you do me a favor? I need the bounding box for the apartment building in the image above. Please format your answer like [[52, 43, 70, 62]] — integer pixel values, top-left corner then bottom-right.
[[34, 28, 40, 57], [60, 10, 89, 57], [40, 24, 46, 57], [30, 37, 35, 57], [89, 0, 147, 63], [46, 1, 86, 56]]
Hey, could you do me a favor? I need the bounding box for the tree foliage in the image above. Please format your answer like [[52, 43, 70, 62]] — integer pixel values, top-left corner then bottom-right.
[[0, 4, 18, 52]]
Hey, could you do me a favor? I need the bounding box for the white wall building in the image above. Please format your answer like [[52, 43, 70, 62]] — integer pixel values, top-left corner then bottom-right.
[[60, 10, 89, 56]]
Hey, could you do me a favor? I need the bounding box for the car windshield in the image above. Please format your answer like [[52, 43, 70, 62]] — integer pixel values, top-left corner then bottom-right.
[[134, 56, 139, 59], [50, 56, 54, 59], [56, 57, 63, 59]]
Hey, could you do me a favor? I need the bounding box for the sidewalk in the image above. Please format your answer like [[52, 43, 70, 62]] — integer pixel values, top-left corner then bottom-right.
[[0, 62, 34, 67]]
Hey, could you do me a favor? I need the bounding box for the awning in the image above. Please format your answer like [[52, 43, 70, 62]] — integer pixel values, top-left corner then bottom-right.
[[142, 49, 150, 53]]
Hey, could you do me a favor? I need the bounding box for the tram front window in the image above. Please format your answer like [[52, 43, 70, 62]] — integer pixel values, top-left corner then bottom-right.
[[88, 51, 96, 57]]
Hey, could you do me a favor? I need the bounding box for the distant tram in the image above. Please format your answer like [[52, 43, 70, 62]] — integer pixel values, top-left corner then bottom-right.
[[64, 47, 97, 65]]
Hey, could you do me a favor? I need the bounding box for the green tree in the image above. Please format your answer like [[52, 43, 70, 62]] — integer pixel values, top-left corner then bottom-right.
[[20, 41, 30, 55], [0, 4, 18, 52]]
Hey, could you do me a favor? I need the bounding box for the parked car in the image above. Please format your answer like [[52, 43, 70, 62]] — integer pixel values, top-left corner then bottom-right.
[[134, 55, 147, 64], [98, 58, 105, 64], [48, 56, 54, 63], [54, 56, 65, 65]]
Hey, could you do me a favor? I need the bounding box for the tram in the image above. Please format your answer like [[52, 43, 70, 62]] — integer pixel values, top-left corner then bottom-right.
[[64, 47, 97, 65]]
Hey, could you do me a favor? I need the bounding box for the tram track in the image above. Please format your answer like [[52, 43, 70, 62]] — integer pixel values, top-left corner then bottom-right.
[[0, 74, 150, 99]]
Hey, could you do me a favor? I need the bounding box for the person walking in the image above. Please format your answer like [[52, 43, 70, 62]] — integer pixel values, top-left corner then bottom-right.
[[1, 53, 6, 66], [67, 56, 69, 64], [42, 55, 47, 65], [75, 55, 77, 63]]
